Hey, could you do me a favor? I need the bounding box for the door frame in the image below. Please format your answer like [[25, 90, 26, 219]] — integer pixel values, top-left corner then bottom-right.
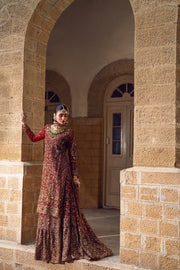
[[103, 75, 134, 208]]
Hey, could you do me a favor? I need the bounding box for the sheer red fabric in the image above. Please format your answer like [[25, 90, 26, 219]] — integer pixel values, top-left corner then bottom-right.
[[26, 124, 112, 263]]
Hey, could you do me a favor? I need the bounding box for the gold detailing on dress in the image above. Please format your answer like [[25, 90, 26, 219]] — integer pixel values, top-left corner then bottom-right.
[[50, 124, 67, 135]]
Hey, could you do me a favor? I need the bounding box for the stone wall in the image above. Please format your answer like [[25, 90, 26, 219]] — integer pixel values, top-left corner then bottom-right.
[[133, 1, 179, 167], [71, 118, 103, 208], [120, 167, 180, 270], [176, 8, 180, 167], [0, 161, 42, 243]]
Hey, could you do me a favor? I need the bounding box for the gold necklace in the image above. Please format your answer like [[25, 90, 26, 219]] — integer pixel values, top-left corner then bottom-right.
[[50, 124, 67, 135]]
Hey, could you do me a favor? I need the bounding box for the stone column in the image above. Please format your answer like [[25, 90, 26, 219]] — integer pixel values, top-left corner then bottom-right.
[[133, 1, 178, 167], [120, 1, 180, 269], [0, 0, 73, 244]]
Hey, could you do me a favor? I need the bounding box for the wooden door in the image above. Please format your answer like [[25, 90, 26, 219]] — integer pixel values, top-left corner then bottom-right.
[[105, 103, 133, 208]]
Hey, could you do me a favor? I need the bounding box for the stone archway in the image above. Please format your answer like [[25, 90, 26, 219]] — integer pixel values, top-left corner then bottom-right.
[[88, 59, 134, 117], [22, 0, 74, 161]]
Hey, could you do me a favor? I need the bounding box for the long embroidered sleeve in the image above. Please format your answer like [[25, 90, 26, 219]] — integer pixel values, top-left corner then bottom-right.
[[26, 126, 46, 142]]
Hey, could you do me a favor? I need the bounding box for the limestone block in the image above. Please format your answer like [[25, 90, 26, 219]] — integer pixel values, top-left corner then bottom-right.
[[159, 256, 179, 270], [120, 248, 138, 266], [0, 35, 24, 51], [120, 169, 138, 184], [8, 216, 21, 228], [25, 50, 46, 71], [0, 130, 8, 144], [10, 190, 22, 202], [139, 252, 158, 270], [21, 145, 33, 161], [27, 24, 49, 44], [36, 1, 61, 21], [5, 229, 17, 242], [8, 128, 22, 144], [177, 127, 180, 144], [0, 51, 23, 67], [177, 107, 180, 124], [33, 102, 45, 128], [22, 191, 35, 204], [25, 37, 37, 53], [135, 6, 178, 29], [0, 190, 10, 201], [125, 201, 143, 217], [11, 18, 28, 35], [161, 188, 179, 203], [135, 24, 176, 48], [36, 42, 47, 57], [0, 247, 13, 262], [134, 126, 175, 146], [144, 236, 161, 252], [24, 163, 42, 177], [141, 171, 180, 186], [0, 177, 6, 188], [164, 204, 180, 220], [165, 239, 180, 256], [8, 98, 22, 114], [124, 233, 141, 249], [140, 219, 158, 235], [131, 0, 156, 14], [15, 249, 45, 268], [0, 227, 5, 239], [159, 221, 178, 237], [120, 217, 138, 233], [4, 262, 14, 270], [121, 185, 138, 200], [22, 215, 34, 227], [135, 66, 176, 85], [0, 20, 11, 39], [0, 203, 5, 214], [134, 146, 175, 167], [157, 0, 179, 6], [6, 203, 19, 215], [135, 84, 175, 106], [7, 114, 22, 128], [30, 11, 54, 33], [0, 215, 8, 226], [121, 199, 125, 215], [145, 204, 162, 219], [140, 187, 159, 202], [135, 103, 176, 126], [135, 46, 176, 68]]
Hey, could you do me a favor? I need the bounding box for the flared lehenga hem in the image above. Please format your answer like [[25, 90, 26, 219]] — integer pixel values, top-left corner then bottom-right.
[[35, 213, 113, 264]]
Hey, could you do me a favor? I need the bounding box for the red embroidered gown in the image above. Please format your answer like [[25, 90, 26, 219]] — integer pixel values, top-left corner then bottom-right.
[[26, 124, 113, 263]]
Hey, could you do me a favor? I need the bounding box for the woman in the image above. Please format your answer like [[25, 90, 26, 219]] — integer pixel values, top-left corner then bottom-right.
[[22, 104, 113, 263]]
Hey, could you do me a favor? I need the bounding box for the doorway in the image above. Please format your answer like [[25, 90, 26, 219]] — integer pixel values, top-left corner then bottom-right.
[[104, 81, 134, 208]]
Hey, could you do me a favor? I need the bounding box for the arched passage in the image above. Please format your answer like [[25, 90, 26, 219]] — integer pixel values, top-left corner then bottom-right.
[[88, 59, 134, 117], [0, 0, 135, 244], [22, 0, 74, 161]]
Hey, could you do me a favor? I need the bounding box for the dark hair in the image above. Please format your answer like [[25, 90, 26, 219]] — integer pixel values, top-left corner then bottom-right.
[[55, 104, 69, 114]]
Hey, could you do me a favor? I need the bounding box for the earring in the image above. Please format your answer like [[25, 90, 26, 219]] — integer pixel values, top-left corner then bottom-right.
[[53, 115, 57, 124]]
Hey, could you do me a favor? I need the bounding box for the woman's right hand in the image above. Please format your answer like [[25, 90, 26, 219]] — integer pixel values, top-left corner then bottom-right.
[[21, 111, 27, 128]]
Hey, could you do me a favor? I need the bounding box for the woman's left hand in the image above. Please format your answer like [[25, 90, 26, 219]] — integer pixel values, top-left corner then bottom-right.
[[73, 176, 80, 189]]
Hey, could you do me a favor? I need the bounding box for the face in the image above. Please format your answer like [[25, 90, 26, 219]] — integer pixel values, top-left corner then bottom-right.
[[54, 110, 68, 125]]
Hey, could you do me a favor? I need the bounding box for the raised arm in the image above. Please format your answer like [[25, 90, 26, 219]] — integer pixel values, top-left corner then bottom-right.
[[21, 111, 45, 142], [25, 126, 46, 142]]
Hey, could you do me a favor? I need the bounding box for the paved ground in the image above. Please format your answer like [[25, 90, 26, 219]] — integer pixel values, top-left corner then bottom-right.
[[83, 208, 120, 256], [0, 208, 146, 269]]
